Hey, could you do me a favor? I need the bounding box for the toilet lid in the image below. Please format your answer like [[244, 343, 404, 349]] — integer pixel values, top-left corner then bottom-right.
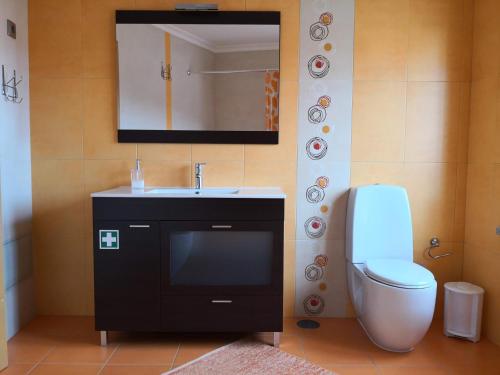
[[364, 259, 435, 289]]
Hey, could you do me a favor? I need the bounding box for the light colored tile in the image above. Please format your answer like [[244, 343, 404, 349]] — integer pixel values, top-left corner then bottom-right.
[[83, 159, 134, 196], [29, 0, 82, 78], [190, 161, 244, 188], [30, 78, 83, 159], [31, 160, 88, 315], [137, 144, 191, 161], [464, 163, 497, 248], [142, 160, 191, 187], [407, 0, 469, 82], [83, 79, 136, 160], [354, 0, 410, 81], [82, 0, 135, 78], [352, 81, 406, 162], [192, 145, 243, 161], [453, 163, 467, 242], [404, 82, 461, 163], [350, 162, 405, 187], [457, 82, 471, 163], [403, 163, 457, 244], [468, 79, 498, 164], [471, 0, 500, 81]]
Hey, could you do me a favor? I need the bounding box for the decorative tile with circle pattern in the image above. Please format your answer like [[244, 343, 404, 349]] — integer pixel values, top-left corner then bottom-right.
[[295, 0, 354, 317]]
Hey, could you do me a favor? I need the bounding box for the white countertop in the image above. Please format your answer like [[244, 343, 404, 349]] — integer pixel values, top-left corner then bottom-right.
[[91, 186, 286, 199]]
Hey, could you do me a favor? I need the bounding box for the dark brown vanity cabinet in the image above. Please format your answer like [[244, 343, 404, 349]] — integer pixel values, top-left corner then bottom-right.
[[93, 198, 284, 335]]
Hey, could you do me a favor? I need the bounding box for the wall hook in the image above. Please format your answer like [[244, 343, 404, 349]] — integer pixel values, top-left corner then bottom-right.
[[1, 64, 23, 104]]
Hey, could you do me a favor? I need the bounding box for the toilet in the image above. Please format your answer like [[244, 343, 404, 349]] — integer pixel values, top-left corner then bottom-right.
[[346, 184, 437, 352]]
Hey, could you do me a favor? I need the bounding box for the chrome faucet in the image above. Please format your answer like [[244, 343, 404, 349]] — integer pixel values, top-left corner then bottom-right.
[[194, 162, 206, 189]]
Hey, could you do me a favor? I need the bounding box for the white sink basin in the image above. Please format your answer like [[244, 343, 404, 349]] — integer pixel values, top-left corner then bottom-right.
[[146, 188, 239, 195]]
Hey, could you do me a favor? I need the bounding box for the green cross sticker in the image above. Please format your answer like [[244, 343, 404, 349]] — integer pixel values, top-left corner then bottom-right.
[[99, 230, 119, 250]]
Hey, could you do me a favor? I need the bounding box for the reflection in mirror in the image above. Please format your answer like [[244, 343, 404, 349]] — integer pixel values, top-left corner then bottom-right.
[[116, 23, 280, 133]]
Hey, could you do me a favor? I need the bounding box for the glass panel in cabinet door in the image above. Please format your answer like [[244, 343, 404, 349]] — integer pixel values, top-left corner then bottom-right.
[[170, 230, 273, 286]]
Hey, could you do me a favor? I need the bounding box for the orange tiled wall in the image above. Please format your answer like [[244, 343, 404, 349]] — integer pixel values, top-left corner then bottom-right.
[[28, 0, 299, 316], [463, 0, 500, 345], [30, 0, 476, 320], [350, 0, 473, 317]]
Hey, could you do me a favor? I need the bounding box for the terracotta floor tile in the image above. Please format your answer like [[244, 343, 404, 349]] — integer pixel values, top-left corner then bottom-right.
[[378, 366, 449, 375], [326, 365, 379, 375], [0, 364, 34, 374], [5, 316, 500, 374], [302, 335, 373, 365], [99, 365, 171, 375], [279, 335, 305, 357], [108, 342, 179, 365], [173, 341, 225, 367], [7, 340, 55, 364], [29, 364, 101, 375], [42, 342, 118, 364]]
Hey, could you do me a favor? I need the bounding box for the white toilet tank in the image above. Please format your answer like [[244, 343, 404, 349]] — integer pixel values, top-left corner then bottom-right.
[[346, 185, 413, 263]]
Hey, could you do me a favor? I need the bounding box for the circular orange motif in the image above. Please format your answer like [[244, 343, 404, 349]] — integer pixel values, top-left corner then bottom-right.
[[314, 254, 328, 267], [317, 95, 331, 108], [320, 12, 333, 26], [322, 125, 330, 134], [320, 205, 328, 213], [316, 176, 329, 189], [319, 283, 327, 291], [324, 43, 333, 52]]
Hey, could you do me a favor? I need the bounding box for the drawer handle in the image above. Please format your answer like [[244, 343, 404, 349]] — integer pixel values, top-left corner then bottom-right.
[[211, 225, 232, 229], [211, 299, 233, 304], [129, 225, 150, 228]]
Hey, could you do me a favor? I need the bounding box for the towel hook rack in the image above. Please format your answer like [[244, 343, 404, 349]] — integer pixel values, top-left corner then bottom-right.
[[1, 64, 23, 104], [426, 237, 453, 260]]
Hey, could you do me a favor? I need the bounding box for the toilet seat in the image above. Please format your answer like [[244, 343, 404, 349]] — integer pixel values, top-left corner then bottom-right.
[[364, 259, 435, 289]]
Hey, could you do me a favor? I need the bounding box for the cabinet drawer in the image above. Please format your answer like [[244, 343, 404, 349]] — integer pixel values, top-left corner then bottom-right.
[[162, 295, 282, 332]]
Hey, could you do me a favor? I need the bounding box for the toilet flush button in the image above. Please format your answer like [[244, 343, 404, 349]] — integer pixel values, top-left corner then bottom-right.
[[496, 226, 500, 236]]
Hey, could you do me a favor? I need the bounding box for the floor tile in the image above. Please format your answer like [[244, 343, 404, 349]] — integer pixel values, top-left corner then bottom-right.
[[42, 342, 118, 364], [173, 341, 226, 367], [108, 342, 179, 365], [29, 364, 101, 375], [5, 316, 500, 374], [378, 366, 448, 375], [7, 340, 54, 365], [0, 364, 34, 374], [279, 335, 305, 358], [99, 365, 170, 375], [326, 365, 378, 375]]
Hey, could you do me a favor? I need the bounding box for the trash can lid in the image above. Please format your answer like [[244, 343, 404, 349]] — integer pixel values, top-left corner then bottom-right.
[[444, 281, 484, 295]]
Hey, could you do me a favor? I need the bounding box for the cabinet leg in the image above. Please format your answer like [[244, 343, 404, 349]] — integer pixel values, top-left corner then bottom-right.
[[273, 332, 281, 348], [100, 331, 108, 346]]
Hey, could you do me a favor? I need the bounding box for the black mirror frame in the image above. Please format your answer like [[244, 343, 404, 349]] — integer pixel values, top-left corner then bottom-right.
[[116, 10, 281, 145]]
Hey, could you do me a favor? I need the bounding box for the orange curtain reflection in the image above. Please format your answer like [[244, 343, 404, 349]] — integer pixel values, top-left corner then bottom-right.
[[264, 71, 280, 131]]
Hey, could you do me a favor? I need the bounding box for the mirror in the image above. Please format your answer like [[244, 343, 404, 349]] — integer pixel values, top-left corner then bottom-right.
[[116, 11, 280, 144]]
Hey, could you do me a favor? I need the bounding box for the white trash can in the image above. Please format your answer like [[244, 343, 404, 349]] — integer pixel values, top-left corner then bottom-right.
[[444, 282, 484, 343]]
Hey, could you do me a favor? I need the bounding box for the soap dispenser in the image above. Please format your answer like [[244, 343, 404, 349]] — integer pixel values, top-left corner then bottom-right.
[[131, 159, 144, 190]]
